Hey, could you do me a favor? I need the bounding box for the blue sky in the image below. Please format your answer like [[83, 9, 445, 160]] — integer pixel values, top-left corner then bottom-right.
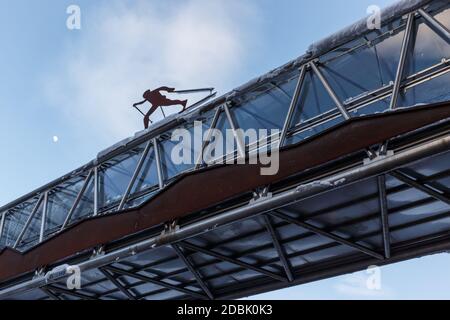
[[0, 0, 449, 299]]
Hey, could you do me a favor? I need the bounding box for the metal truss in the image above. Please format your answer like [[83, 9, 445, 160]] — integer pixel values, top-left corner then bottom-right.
[[2, 132, 449, 299]]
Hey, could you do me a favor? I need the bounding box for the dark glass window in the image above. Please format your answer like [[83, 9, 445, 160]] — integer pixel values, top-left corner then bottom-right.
[[405, 14, 450, 76], [321, 30, 403, 104], [231, 75, 299, 146], [398, 70, 450, 108]]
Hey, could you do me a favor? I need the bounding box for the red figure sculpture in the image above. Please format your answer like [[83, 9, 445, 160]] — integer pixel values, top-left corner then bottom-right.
[[133, 86, 188, 129]]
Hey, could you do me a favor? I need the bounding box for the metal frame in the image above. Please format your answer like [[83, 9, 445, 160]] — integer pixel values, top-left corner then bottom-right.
[[118, 141, 152, 210], [103, 264, 207, 300], [39, 192, 48, 243], [61, 170, 94, 230], [270, 210, 384, 260], [310, 61, 351, 120], [390, 13, 415, 110], [172, 244, 214, 300], [93, 166, 99, 216], [0, 211, 6, 242], [279, 66, 307, 148], [418, 8, 450, 43], [98, 267, 136, 300], [153, 138, 164, 189], [390, 170, 450, 205], [180, 241, 288, 282], [195, 106, 222, 169], [378, 175, 391, 259], [224, 103, 246, 159], [13, 194, 44, 249], [263, 215, 294, 282]]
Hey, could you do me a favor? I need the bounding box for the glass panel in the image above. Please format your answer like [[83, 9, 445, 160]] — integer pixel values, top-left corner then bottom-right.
[[45, 177, 86, 233], [352, 97, 391, 116], [71, 176, 95, 222], [231, 75, 298, 146], [1, 198, 39, 247], [321, 29, 403, 104], [405, 15, 450, 76], [203, 110, 235, 163], [397, 70, 450, 108], [290, 70, 341, 126], [286, 116, 344, 145], [131, 147, 158, 194], [435, 5, 450, 30], [124, 190, 159, 209], [99, 146, 145, 210], [17, 201, 44, 251], [159, 117, 213, 180]]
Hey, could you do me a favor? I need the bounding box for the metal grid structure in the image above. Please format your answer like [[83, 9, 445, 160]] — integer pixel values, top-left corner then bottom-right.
[[0, 0, 450, 299]]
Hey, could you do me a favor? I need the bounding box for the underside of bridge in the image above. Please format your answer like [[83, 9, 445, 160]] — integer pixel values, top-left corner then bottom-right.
[[0, 0, 450, 300]]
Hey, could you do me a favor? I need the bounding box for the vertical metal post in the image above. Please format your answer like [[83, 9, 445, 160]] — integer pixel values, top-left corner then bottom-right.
[[378, 175, 391, 259], [418, 8, 450, 43], [195, 107, 222, 169], [310, 61, 351, 120], [39, 192, 48, 243], [93, 166, 99, 216], [224, 103, 246, 158], [118, 141, 152, 210], [13, 194, 44, 249], [61, 170, 94, 230], [153, 138, 164, 189], [0, 211, 6, 242], [279, 66, 307, 148], [390, 13, 415, 110]]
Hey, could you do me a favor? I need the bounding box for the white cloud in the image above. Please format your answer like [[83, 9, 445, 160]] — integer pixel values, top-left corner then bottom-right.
[[44, 0, 261, 142], [334, 272, 395, 299]]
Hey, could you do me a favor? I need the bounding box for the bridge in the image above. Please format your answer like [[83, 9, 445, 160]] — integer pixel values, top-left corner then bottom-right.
[[0, 0, 449, 300]]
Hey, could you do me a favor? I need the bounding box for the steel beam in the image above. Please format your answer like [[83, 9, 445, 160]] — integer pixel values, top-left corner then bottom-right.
[[180, 242, 288, 282], [390, 13, 415, 110], [418, 8, 450, 43], [224, 103, 246, 158], [118, 141, 152, 211], [99, 268, 136, 300], [61, 170, 94, 230], [0, 211, 6, 242], [390, 170, 450, 205], [153, 138, 165, 189], [270, 210, 384, 260], [39, 192, 48, 243], [93, 166, 99, 216], [172, 244, 214, 300], [310, 61, 351, 120], [279, 67, 307, 148], [378, 175, 391, 259], [13, 194, 44, 249], [195, 107, 222, 169], [103, 265, 206, 300], [264, 215, 294, 282]]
